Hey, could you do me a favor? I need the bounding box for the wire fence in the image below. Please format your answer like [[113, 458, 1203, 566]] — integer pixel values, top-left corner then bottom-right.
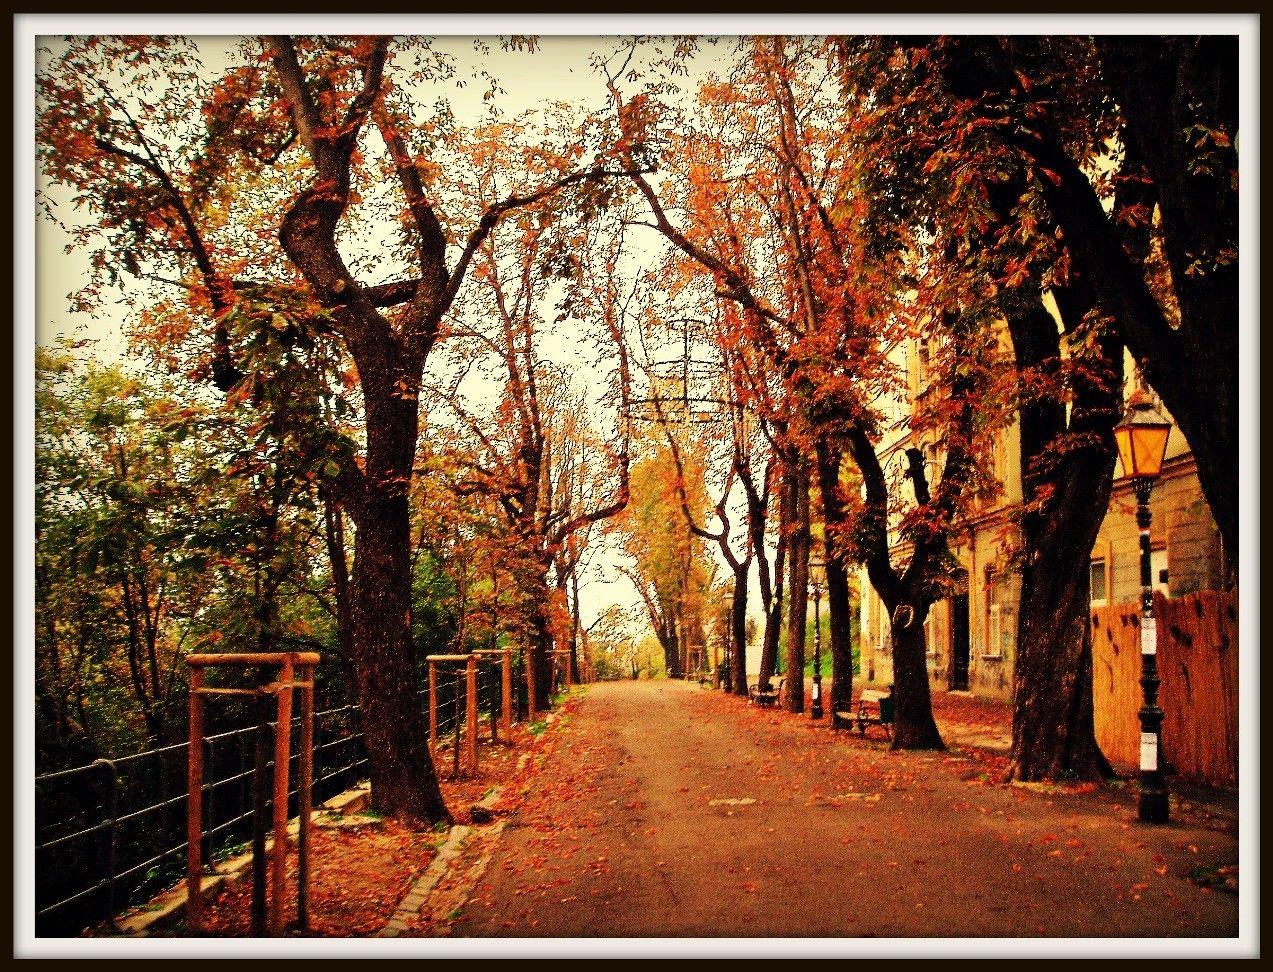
[[35, 699, 367, 937], [35, 652, 531, 936], [428, 661, 512, 763]]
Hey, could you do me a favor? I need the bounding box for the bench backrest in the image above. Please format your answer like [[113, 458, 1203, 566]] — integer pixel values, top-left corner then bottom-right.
[[878, 694, 895, 723], [860, 689, 895, 723]]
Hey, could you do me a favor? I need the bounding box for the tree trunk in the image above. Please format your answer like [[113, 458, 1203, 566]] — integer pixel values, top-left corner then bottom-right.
[[758, 604, 781, 689], [528, 598, 554, 713], [1094, 36, 1238, 576], [815, 438, 855, 714], [730, 566, 749, 696], [348, 490, 450, 823], [1004, 289, 1119, 781], [759, 462, 792, 689], [1010, 569, 1110, 780], [661, 624, 681, 679], [783, 461, 810, 713], [889, 607, 944, 750], [569, 569, 583, 684], [322, 496, 359, 705]]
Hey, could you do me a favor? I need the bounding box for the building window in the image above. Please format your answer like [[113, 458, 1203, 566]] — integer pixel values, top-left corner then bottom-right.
[[1089, 558, 1108, 607], [984, 570, 1014, 659], [923, 442, 942, 487], [873, 592, 887, 655], [913, 336, 937, 394]]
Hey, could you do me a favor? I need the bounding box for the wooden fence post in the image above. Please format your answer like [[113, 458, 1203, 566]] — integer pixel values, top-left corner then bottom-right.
[[186, 668, 205, 927], [250, 691, 270, 935], [428, 660, 438, 750], [466, 655, 479, 772], [501, 648, 512, 733], [297, 663, 314, 931], [185, 652, 318, 937], [269, 658, 294, 937], [526, 659, 537, 725]]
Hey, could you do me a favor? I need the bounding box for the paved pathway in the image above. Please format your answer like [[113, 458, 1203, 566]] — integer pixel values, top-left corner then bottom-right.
[[446, 680, 1238, 938]]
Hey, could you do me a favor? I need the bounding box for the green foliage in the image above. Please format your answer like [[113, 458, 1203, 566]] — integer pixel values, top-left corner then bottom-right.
[[411, 552, 460, 660], [35, 344, 347, 768], [775, 601, 860, 678]]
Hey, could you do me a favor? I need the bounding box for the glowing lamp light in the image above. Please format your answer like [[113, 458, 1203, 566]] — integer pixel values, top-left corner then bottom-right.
[[1114, 388, 1172, 481]]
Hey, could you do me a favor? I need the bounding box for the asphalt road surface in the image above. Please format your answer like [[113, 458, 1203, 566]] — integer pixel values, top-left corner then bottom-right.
[[448, 680, 1238, 938]]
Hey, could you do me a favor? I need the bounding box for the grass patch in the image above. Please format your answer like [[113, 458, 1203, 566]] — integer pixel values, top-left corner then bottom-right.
[[213, 840, 250, 863]]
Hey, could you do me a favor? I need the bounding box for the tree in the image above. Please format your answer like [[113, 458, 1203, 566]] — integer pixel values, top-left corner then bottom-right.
[[425, 180, 634, 711], [638, 308, 761, 696], [35, 346, 332, 764], [852, 35, 1185, 777], [615, 434, 717, 681], [912, 36, 1238, 573], [38, 36, 639, 819], [605, 37, 1006, 747], [812, 436, 858, 715]]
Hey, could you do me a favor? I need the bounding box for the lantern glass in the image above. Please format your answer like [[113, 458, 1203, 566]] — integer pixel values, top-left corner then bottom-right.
[[1114, 393, 1172, 480]]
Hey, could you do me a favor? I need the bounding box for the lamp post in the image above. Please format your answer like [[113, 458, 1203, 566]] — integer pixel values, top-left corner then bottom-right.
[[721, 630, 732, 693], [1114, 388, 1173, 825], [810, 559, 825, 721]]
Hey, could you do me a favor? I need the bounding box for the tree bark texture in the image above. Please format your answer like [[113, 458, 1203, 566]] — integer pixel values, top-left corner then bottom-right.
[[782, 458, 810, 714], [888, 610, 945, 750], [815, 438, 855, 715], [730, 567, 750, 696], [1004, 288, 1120, 781]]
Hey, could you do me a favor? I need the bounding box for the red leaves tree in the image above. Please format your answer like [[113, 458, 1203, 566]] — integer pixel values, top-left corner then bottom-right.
[[38, 36, 638, 818], [607, 38, 1005, 746], [851, 34, 1236, 779], [426, 184, 634, 712]]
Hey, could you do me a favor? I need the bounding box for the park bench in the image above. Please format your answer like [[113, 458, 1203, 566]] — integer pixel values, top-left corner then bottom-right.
[[747, 676, 784, 707], [832, 687, 894, 739]]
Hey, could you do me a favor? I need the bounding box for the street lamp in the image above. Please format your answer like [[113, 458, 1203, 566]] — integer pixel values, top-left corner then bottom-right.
[[721, 630, 732, 693], [1114, 388, 1173, 824], [810, 559, 825, 721]]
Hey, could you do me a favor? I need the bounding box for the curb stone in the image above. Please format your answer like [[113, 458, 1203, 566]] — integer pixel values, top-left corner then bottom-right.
[[378, 784, 511, 937], [377, 824, 472, 937]]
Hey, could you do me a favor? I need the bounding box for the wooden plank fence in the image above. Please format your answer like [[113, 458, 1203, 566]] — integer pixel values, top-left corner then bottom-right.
[[1090, 590, 1238, 787]]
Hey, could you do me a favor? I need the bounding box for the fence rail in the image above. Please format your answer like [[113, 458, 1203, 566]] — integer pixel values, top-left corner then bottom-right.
[[35, 701, 368, 936], [36, 651, 528, 936], [427, 662, 507, 766]]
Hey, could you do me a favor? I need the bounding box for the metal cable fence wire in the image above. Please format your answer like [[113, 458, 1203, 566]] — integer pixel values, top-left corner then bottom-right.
[[36, 657, 525, 935], [427, 663, 508, 770], [34, 702, 370, 936]]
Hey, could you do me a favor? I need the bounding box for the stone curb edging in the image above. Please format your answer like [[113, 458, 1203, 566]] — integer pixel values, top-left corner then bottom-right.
[[377, 785, 508, 937], [377, 824, 471, 937]]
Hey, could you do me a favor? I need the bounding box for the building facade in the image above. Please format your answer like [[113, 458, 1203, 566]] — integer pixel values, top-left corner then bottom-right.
[[858, 344, 1225, 701]]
